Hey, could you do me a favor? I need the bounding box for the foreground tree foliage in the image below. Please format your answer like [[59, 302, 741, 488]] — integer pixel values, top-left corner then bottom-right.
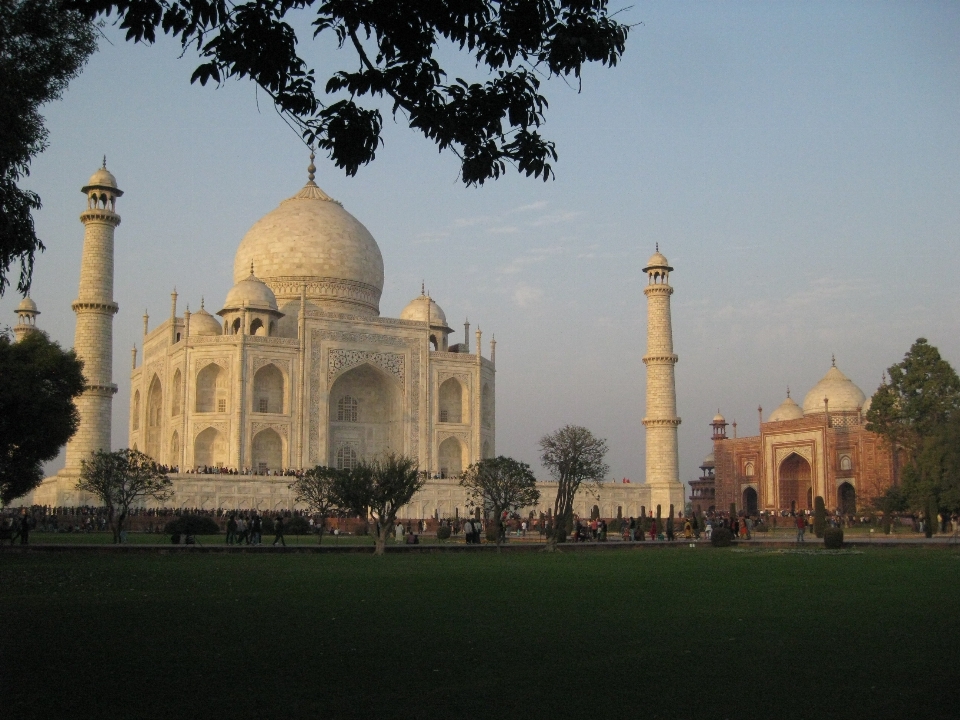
[[0, 330, 85, 503], [539, 424, 607, 550], [460, 455, 540, 546], [332, 453, 424, 555], [76, 448, 173, 542], [867, 338, 960, 515], [290, 464, 343, 543], [70, 0, 629, 185], [0, 0, 97, 295]]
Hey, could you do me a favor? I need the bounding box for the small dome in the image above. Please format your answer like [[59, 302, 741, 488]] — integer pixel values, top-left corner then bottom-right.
[[400, 293, 449, 328], [702, 452, 715, 467], [712, 411, 726, 424], [86, 166, 117, 189], [768, 395, 804, 422], [189, 306, 222, 336], [802, 364, 867, 415], [16, 296, 38, 313], [642, 249, 673, 273], [219, 269, 279, 314], [861, 395, 872, 415]]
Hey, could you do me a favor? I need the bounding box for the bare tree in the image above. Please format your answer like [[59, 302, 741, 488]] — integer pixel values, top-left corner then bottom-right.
[[332, 454, 424, 556], [539, 425, 609, 550], [290, 465, 343, 544], [460, 456, 540, 548], [76, 448, 172, 543]]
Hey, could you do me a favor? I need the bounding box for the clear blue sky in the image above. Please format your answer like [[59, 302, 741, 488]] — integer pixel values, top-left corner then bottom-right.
[[5, 1, 959, 490]]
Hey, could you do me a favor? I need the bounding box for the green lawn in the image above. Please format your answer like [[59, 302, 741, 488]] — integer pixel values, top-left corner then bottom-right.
[[4, 548, 958, 719]]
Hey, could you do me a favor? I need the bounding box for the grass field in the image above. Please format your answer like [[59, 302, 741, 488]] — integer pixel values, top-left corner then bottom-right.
[[4, 547, 959, 719]]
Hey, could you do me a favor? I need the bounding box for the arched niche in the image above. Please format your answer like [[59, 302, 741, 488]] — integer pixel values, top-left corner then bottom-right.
[[778, 453, 812, 512], [132, 390, 141, 430], [252, 428, 283, 472], [838, 482, 856, 514], [438, 436, 464, 477], [170, 431, 180, 465], [481, 383, 493, 428], [171, 369, 182, 416], [250, 318, 265, 336], [438, 377, 465, 423], [328, 363, 402, 465], [146, 375, 162, 460], [194, 426, 227, 468], [196, 363, 227, 413], [253, 364, 284, 414]]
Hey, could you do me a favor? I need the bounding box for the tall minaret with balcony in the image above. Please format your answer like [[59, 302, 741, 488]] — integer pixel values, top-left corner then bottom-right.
[[642, 246, 684, 513], [61, 161, 122, 474]]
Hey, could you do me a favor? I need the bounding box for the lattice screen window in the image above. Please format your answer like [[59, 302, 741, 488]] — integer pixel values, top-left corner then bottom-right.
[[217, 398, 226, 413], [259, 397, 268, 413], [336, 445, 358, 470], [440, 409, 449, 423], [337, 396, 358, 422]]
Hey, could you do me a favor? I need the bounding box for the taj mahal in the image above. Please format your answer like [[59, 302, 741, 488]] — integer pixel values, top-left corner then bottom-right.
[[26, 158, 684, 518]]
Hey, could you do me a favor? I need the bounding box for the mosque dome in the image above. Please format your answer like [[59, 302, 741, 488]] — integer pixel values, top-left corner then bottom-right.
[[768, 393, 804, 422], [189, 304, 222, 336], [219, 269, 279, 315], [802, 363, 866, 415], [861, 395, 873, 415], [701, 452, 715, 468], [232, 159, 384, 315], [16, 296, 38, 313], [400, 292, 451, 329], [712, 411, 726, 424], [85, 166, 117, 189]]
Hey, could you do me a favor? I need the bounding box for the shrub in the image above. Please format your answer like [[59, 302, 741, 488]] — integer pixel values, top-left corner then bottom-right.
[[436, 525, 451, 541], [711, 528, 734, 547], [753, 522, 770, 533], [485, 526, 499, 542], [814, 496, 826, 538], [283, 515, 312, 535], [881, 513, 892, 535], [823, 527, 844, 549], [164, 515, 220, 536]]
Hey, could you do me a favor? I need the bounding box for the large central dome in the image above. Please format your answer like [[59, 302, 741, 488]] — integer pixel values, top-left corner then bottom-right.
[[233, 173, 384, 316]]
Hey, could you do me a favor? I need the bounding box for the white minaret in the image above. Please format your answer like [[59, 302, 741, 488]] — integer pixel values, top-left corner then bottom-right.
[[642, 246, 684, 515], [61, 161, 122, 475]]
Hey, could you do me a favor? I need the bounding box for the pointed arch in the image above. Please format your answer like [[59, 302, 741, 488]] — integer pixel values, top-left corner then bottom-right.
[[778, 453, 812, 512], [132, 390, 141, 431], [194, 426, 227, 468], [438, 377, 464, 423], [145, 375, 162, 460], [438, 436, 465, 477], [252, 428, 283, 472], [196, 363, 226, 413], [171, 369, 182, 416], [328, 362, 403, 465], [253, 363, 284, 414]]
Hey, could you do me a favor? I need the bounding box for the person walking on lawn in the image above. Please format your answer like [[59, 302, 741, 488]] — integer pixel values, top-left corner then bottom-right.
[[273, 516, 285, 547]]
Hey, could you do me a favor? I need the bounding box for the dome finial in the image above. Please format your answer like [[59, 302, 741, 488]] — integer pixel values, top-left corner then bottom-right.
[[421, 280, 425, 296], [250, 262, 255, 276], [307, 149, 316, 186], [201, 296, 205, 310], [102, 155, 107, 169], [786, 386, 791, 398], [656, 242, 659, 252], [831, 354, 836, 367]]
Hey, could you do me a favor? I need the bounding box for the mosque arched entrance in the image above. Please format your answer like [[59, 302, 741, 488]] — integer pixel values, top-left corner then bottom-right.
[[778, 453, 812, 512], [328, 363, 402, 466], [743, 487, 758, 515], [838, 482, 856, 515]]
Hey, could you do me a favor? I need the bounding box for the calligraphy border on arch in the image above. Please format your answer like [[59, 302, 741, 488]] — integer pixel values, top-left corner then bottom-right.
[[328, 349, 405, 389], [309, 329, 421, 465]]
